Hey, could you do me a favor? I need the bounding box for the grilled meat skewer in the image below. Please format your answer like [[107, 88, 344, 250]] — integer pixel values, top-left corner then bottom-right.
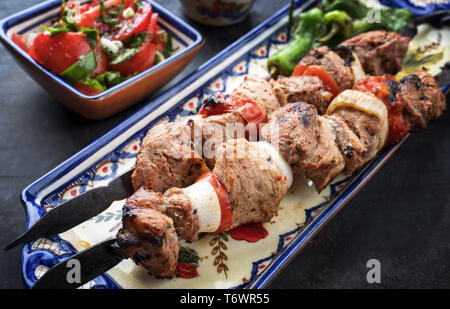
[[3, 31, 429, 253], [117, 68, 445, 277], [131, 30, 412, 194], [30, 30, 445, 284]]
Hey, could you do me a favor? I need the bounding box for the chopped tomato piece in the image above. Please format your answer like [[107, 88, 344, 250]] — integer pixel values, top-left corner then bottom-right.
[[11, 33, 27, 51], [90, 0, 101, 7], [109, 42, 156, 76], [198, 93, 267, 126], [92, 46, 108, 78], [76, 0, 123, 34], [355, 75, 410, 145], [196, 172, 233, 234], [292, 63, 340, 97], [78, 3, 91, 14], [153, 26, 167, 53], [177, 263, 198, 279], [147, 13, 159, 35], [107, 1, 152, 41], [146, 14, 166, 52], [74, 81, 102, 95], [30, 32, 92, 74]]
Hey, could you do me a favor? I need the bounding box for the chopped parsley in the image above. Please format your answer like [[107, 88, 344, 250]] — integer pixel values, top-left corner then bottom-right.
[[178, 247, 200, 268], [60, 50, 97, 84], [81, 27, 99, 48], [99, 0, 124, 25], [122, 32, 150, 48], [109, 48, 138, 65], [41, 24, 69, 37]]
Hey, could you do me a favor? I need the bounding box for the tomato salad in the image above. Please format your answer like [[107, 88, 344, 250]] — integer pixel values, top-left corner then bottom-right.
[[12, 0, 174, 95]]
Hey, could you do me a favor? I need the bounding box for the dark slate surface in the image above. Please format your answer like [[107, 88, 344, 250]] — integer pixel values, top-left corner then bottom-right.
[[0, 0, 448, 289]]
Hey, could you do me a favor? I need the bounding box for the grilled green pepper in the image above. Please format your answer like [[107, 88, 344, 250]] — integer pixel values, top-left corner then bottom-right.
[[319, 0, 412, 43], [267, 8, 324, 77], [351, 7, 412, 35], [318, 10, 353, 45], [322, 0, 369, 19]]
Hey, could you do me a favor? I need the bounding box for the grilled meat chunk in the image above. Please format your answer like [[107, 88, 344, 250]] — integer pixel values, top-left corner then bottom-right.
[[304, 117, 345, 191], [330, 107, 383, 165], [261, 102, 344, 191], [270, 75, 333, 114], [131, 119, 208, 193], [164, 187, 200, 241], [115, 185, 201, 277], [192, 112, 246, 168], [399, 71, 446, 131], [214, 139, 289, 228], [340, 30, 410, 75], [116, 199, 179, 278], [325, 115, 368, 174], [232, 75, 280, 115], [301, 46, 354, 91]]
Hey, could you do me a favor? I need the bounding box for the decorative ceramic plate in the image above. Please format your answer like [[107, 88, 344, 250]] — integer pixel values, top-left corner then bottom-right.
[[20, 0, 450, 288]]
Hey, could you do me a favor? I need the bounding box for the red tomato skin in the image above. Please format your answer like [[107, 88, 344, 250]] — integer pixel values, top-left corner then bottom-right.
[[76, 0, 122, 34], [292, 63, 340, 97], [74, 81, 102, 95], [31, 32, 92, 74], [153, 25, 167, 53], [147, 13, 159, 35], [198, 92, 267, 127], [92, 46, 108, 78], [109, 42, 156, 76], [108, 1, 152, 41], [355, 75, 410, 145], [176, 263, 198, 279], [12, 33, 27, 51], [90, 0, 101, 7]]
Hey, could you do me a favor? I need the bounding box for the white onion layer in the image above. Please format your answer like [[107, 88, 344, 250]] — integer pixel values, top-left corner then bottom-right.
[[350, 52, 366, 86], [326, 90, 389, 149], [182, 178, 221, 233]]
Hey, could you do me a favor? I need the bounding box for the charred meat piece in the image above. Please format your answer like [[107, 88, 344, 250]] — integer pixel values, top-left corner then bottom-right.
[[131, 119, 209, 193], [325, 115, 368, 174], [331, 108, 383, 165], [270, 75, 333, 114], [261, 102, 344, 191], [301, 46, 354, 91], [116, 200, 179, 278], [122, 187, 200, 242], [304, 117, 345, 191], [164, 187, 200, 242], [132, 75, 280, 193], [340, 30, 410, 75], [213, 139, 289, 228], [231, 75, 281, 115], [399, 71, 446, 131]]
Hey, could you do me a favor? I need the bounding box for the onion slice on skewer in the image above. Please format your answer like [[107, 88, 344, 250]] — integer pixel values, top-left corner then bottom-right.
[[182, 178, 222, 233], [326, 90, 389, 150], [350, 52, 366, 86]]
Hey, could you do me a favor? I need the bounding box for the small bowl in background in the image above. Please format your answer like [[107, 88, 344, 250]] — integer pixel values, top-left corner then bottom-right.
[[0, 0, 204, 120], [180, 0, 255, 26]]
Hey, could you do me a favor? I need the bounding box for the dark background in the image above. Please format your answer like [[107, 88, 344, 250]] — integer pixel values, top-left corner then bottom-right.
[[0, 0, 448, 289]]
